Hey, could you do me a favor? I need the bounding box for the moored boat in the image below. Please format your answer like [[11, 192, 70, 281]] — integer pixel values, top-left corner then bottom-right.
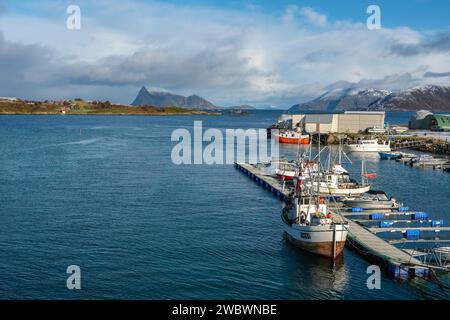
[[341, 190, 401, 210], [367, 127, 387, 134], [379, 151, 402, 160], [409, 155, 448, 168], [282, 195, 348, 259], [275, 130, 310, 145], [391, 126, 409, 133], [345, 139, 391, 152]]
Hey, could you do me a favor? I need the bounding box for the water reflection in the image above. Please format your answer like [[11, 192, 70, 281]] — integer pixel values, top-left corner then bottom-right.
[[280, 235, 349, 299]]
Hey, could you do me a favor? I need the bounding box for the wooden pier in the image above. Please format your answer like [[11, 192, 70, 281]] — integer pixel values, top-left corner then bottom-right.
[[235, 162, 430, 278]]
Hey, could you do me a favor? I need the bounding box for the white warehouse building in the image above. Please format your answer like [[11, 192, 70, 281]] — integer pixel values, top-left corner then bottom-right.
[[278, 111, 386, 134]]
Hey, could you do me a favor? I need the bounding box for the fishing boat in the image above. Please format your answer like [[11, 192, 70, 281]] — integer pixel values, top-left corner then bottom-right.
[[302, 171, 371, 196], [295, 141, 371, 196], [282, 188, 348, 259], [409, 155, 449, 168], [345, 139, 391, 152], [275, 162, 298, 181], [379, 151, 402, 160], [275, 130, 310, 145], [341, 190, 401, 210]]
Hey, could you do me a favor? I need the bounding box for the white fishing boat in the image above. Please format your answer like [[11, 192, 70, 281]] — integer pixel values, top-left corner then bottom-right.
[[345, 139, 391, 152], [303, 171, 371, 196], [275, 162, 298, 181], [295, 140, 371, 196], [282, 189, 348, 259]]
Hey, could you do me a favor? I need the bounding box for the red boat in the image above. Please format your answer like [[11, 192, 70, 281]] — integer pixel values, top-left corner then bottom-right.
[[276, 131, 310, 145]]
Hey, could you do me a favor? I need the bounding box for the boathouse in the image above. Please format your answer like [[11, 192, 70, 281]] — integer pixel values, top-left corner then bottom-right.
[[278, 111, 385, 134], [408, 110, 450, 131]]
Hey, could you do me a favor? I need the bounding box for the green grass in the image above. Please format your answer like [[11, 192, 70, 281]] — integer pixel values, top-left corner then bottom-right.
[[0, 101, 218, 116]]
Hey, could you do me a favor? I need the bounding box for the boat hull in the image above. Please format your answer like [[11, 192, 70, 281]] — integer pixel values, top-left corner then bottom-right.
[[278, 136, 310, 145], [345, 145, 391, 152], [277, 175, 294, 181], [283, 224, 347, 259], [379, 152, 401, 160]]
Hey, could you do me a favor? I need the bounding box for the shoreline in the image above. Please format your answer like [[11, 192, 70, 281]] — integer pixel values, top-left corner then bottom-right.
[[320, 132, 450, 156], [0, 111, 220, 116]]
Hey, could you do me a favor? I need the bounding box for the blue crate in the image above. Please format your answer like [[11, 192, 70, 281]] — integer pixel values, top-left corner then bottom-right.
[[405, 229, 420, 240], [388, 264, 409, 278], [412, 212, 429, 220], [431, 220, 444, 227], [379, 220, 394, 228], [370, 213, 384, 220], [398, 206, 409, 212], [352, 207, 364, 212]]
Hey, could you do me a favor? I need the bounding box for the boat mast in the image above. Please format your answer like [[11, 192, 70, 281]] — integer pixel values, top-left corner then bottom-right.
[[317, 123, 321, 201]]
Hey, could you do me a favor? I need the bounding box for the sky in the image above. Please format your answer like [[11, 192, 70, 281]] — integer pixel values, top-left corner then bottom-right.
[[0, 0, 450, 108]]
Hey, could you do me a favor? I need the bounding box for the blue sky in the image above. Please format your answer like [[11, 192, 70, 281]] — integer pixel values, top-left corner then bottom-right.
[[157, 0, 450, 30], [0, 0, 449, 107]]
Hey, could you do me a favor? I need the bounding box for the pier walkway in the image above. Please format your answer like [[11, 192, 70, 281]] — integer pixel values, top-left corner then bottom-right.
[[370, 227, 450, 234]]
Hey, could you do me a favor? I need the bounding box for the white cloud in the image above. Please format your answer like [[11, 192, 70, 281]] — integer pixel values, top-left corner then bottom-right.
[[300, 7, 327, 27], [0, 1, 449, 107], [282, 5, 299, 24]]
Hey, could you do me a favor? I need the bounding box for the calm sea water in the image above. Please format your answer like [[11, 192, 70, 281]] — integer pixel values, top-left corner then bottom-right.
[[0, 111, 449, 300]]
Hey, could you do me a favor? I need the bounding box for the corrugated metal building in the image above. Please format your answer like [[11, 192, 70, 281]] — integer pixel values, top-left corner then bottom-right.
[[408, 110, 450, 131], [279, 111, 385, 134]]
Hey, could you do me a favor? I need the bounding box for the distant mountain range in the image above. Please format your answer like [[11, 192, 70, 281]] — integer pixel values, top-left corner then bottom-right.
[[131, 86, 218, 110], [288, 85, 450, 113], [226, 105, 255, 110]]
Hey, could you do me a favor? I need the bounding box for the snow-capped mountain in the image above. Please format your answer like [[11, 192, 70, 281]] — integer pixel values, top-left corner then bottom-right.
[[288, 85, 450, 112], [370, 85, 450, 111]]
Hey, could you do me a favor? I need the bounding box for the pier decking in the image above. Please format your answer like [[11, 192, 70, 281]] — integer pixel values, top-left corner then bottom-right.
[[235, 162, 430, 278], [370, 227, 450, 234]]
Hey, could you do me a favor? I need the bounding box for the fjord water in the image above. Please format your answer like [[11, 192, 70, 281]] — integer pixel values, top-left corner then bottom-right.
[[0, 112, 449, 300]]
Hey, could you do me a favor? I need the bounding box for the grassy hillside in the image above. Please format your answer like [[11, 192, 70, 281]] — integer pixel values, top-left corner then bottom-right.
[[0, 99, 218, 116]]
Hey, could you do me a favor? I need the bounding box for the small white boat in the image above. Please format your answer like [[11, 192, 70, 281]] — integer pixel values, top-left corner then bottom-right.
[[392, 126, 409, 133], [366, 127, 387, 134], [342, 190, 401, 210], [304, 173, 370, 196], [345, 139, 391, 153], [409, 155, 448, 168], [282, 195, 348, 259]]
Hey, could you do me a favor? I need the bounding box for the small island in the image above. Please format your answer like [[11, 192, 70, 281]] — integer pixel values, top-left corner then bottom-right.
[[0, 98, 219, 116]]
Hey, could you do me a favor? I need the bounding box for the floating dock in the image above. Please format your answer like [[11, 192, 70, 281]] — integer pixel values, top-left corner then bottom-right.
[[235, 162, 430, 278]]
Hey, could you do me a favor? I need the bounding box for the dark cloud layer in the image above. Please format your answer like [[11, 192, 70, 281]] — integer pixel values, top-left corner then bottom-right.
[[0, 33, 53, 98], [424, 71, 450, 78], [390, 31, 450, 56]]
